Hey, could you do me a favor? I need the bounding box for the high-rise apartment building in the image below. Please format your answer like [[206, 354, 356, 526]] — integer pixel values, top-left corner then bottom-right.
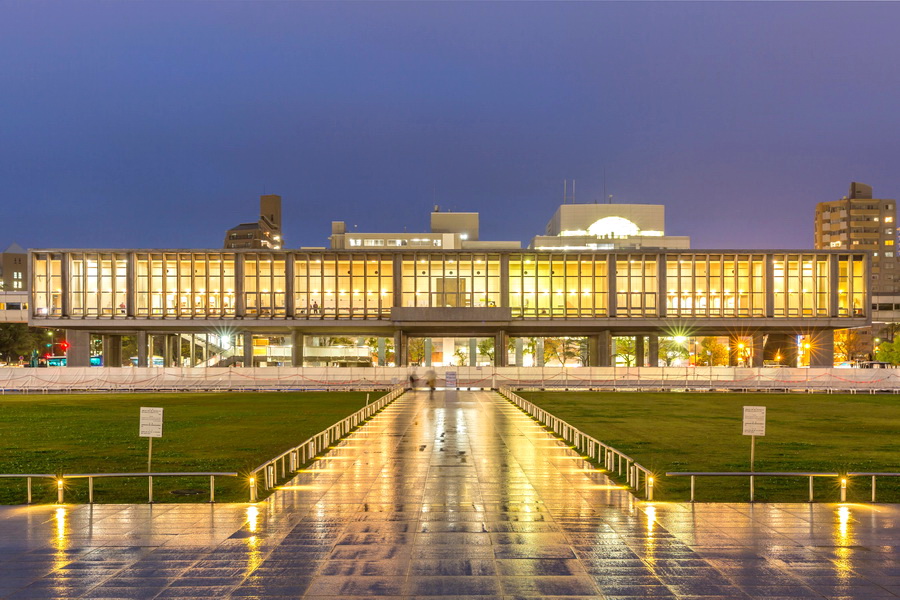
[[224, 194, 283, 249], [815, 182, 898, 293], [0, 243, 27, 291]]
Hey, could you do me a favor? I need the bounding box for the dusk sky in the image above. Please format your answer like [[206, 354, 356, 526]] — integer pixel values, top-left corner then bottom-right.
[[3, 2, 900, 251]]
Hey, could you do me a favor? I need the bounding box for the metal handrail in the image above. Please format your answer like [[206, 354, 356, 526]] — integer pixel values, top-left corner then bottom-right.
[[666, 471, 899, 503], [247, 384, 406, 501], [0, 472, 238, 504], [498, 386, 656, 500]]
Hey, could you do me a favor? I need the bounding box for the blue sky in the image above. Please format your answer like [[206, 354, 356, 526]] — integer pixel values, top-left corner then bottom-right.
[[3, 1, 899, 250]]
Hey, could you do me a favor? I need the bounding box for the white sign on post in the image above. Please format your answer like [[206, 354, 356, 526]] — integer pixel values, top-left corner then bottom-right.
[[742, 406, 766, 436], [140, 407, 164, 438], [445, 371, 458, 388]]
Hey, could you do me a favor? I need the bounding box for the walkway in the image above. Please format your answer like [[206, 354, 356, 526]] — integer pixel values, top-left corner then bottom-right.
[[0, 390, 897, 599]]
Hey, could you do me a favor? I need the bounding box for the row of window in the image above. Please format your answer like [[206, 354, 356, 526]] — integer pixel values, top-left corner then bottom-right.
[[31, 251, 868, 320]]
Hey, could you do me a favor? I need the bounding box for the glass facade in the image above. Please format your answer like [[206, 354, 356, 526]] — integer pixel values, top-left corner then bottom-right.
[[31, 250, 868, 322]]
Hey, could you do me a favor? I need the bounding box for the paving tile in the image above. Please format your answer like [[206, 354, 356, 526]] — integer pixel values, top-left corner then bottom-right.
[[0, 391, 898, 600]]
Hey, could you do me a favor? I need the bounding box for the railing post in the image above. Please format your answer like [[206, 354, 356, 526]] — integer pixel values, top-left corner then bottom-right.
[[148, 476, 153, 503], [57, 478, 64, 504], [872, 475, 876, 503], [648, 475, 654, 501], [840, 477, 847, 502], [210, 475, 215, 503], [250, 475, 257, 502], [27, 477, 32, 504], [750, 475, 754, 502], [89, 476, 94, 504], [690, 475, 695, 502], [809, 476, 814, 502]]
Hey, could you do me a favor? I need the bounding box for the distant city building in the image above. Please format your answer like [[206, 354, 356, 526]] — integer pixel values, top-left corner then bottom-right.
[[815, 182, 898, 293], [224, 194, 283, 249], [529, 203, 691, 250], [0, 243, 27, 291], [329, 206, 520, 251]]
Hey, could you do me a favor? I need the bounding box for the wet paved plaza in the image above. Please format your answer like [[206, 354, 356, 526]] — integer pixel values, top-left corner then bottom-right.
[[0, 390, 898, 599]]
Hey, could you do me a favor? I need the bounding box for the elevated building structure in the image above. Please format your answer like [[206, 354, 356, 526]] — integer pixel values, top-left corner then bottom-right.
[[224, 194, 283, 250], [530, 204, 690, 251]]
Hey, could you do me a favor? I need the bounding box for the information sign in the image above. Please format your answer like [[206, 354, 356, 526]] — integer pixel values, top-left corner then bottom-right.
[[139, 407, 164, 438], [742, 405, 766, 436], [445, 371, 457, 388]]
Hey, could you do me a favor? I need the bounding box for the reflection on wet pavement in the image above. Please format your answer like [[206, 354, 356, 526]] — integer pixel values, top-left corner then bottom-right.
[[0, 390, 897, 599]]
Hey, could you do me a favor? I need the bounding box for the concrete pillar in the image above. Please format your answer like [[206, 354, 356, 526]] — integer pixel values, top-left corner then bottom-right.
[[752, 334, 765, 368], [424, 338, 432, 367], [65, 330, 91, 367], [126, 253, 136, 318], [285, 255, 295, 317], [378, 337, 386, 366], [291, 330, 304, 367], [648, 335, 659, 368], [495, 331, 507, 367], [810, 330, 835, 368], [137, 331, 148, 367], [635, 336, 645, 367], [765, 333, 796, 366], [102, 334, 123, 367], [593, 331, 612, 367], [469, 338, 477, 367], [514, 338, 523, 367], [170, 335, 182, 367], [243, 332, 254, 367], [536, 338, 545, 367], [394, 331, 407, 367], [235, 255, 246, 318]]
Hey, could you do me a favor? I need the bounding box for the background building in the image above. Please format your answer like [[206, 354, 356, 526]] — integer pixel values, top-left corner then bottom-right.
[[329, 206, 520, 251], [224, 194, 283, 249], [530, 203, 691, 250], [0, 243, 27, 291]]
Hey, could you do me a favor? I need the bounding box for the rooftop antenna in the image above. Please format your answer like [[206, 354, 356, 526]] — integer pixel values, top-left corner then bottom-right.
[[563, 179, 576, 204]]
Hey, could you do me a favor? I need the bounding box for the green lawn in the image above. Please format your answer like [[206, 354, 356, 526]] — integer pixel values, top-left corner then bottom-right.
[[517, 391, 900, 503], [0, 391, 384, 504]]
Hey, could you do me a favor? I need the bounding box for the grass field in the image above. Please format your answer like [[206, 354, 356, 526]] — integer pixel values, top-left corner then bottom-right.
[[518, 391, 900, 503], [0, 391, 382, 504]]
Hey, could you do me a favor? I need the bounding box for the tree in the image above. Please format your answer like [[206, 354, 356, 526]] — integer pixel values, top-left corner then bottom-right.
[[615, 337, 636, 366], [875, 339, 900, 365], [0, 325, 46, 363], [696, 337, 729, 366], [477, 339, 494, 364], [834, 329, 865, 363], [453, 347, 468, 366], [408, 338, 426, 365], [544, 337, 580, 366], [659, 338, 689, 366]]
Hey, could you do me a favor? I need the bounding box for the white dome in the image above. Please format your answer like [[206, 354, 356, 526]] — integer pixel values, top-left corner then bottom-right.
[[587, 216, 640, 238]]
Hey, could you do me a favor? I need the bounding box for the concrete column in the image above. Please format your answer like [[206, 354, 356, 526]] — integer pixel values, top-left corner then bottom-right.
[[500, 257, 510, 308], [285, 253, 295, 317], [61, 254, 71, 318], [829, 255, 840, 318], [378, 337, 386, 366], [595, 330, 612, 367], [648, 335, 659, 368], [137, 331, 148, 367], [607, 257, 617, 318], [752, 334, 765, 367], [635, 336, 645, 367], [495, 330, 507, 367], [424, 338, 432, 367], [657, 254, 668, 317], [765, 255, 775, 317], [126, 253, 136, 318], [65, 330, 91, 367], [469, 338, 477, 367], [243, 332, 253, 367], [765, 333, 795, 366], [102, 334, 122, 367], [235, 254, 246, 318], [514, 338, 523, 367], [394, 330, 407, 367], [536, 338, 544, 367], [392, 255, 403, 309], [810, 330, 835, 368], [291, 330, 304, 367], [169, 335, 181, 367]]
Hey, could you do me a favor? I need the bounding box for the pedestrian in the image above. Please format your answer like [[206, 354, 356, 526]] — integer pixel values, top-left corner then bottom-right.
[[311, 300, 319, 314], [408, 372, 417, 390], [426, 369, 436, 398]]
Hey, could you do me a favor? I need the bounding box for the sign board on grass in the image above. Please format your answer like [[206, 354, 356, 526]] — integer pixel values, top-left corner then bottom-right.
[[742, 406, 766, 436], [139, 407, 164, 438]]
